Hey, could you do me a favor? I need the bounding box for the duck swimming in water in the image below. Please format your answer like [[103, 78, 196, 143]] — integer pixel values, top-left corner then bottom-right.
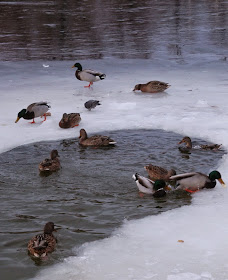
[[72, 62, 106, 88], [132, 173, 170, 197], [178, 136, 222, 153], [169, 170, 226, 193], [133, 81, 170, 93], [39, 150, 60, 172], [144, 164, 176, 181], [79, 129, 116, 147], [27, 222, 57, 258], [15, 102, 50, 124]]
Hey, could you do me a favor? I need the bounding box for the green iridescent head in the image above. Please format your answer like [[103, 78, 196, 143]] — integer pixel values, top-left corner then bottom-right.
[[209, 170, 221, 181], [153, 180, 166, 191], [72, 62, 82, 71], [15, 109, 26, 123]]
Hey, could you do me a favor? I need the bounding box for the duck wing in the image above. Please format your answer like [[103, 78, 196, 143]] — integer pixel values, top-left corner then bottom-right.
[[85, 135, 116, 146], [170, 172, 209, 190], [28, 233, 56, 257], [27, 102, 50, 117], [83, 69, 105, 77], [133, 173, 155, 194]]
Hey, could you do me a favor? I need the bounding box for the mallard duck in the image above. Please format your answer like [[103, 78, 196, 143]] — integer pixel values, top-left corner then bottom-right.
[[72, 62, 106, 88], [79, 129, 116, 146], [84, 100, 101, 111], [133, 81, 170, 93], [169, 170, 226, 193], [27, 222, 57, 258], [59, 113, 81, 128], [15, 102, 50, 124], [39, 150, 60, 172], [132, 173, 170, 197], [144, 164, 176, 181], [178, 136, 222, 152]]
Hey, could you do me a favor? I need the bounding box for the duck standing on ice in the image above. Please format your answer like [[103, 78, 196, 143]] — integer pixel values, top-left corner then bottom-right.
[[15, 102, 50, 124], [72, 62, 106, 88]]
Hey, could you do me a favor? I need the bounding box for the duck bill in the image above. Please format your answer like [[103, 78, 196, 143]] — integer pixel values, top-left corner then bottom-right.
[[15, 117, 20, 123], [71, 65, 75, 68], [165, 185, 172, 191], [178, 140, 183, 144], [218, 178, 227, 187]]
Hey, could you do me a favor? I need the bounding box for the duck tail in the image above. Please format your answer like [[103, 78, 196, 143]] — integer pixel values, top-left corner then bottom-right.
[[109, 141, 117, 145], [99, 74, 106, 80]]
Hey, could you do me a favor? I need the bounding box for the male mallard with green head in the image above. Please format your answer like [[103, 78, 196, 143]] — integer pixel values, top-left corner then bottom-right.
[[72, 62, 106, 88], [169, 170, 226, 193], [27, 222, 57, 258], [79, 129, 116, 147], [133, 81, 170, 93], [144, 164, 176, 181], [132, 173, 171, 197], [39, 150, 60, 172], [15, 102, 50, 124], [59, 113, 81, 128]]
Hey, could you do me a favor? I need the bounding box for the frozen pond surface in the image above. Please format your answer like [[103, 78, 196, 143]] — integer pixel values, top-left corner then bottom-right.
[[1, 1, 228, 280], [0, 129, 224, 280]]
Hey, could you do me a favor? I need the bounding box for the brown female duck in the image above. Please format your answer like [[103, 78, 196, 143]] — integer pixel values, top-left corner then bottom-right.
[[144, 164, 176, 181], [39, 150, 60, 172], [27, 222, 57, 258], [79, 129, 116, 146], [59, 113, 81, 128], [133, 81, 170, 93], [178, 136, 222, 153]]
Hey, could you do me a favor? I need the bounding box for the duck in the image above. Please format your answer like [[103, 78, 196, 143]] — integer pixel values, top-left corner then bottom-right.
[[132, 173, 170, 197], [133, 81, 170, 93], [178, 136, 222, 152], [72, 62, 106, 88], [84, 100, 101, 111], [15, 102, 50, 124], [27, 222, 57, 258], [39, 150, 60, 172], [169, 170, 226, 193], [79, 128, 116, 147], [59, 113, 81, 128], [144, 164, 176, 181]]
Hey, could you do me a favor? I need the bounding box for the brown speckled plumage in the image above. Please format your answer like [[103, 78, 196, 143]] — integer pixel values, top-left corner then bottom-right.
[[79, 129, 116, 146], [39, 150, 60, 172], [133, 81, 170, 93], [59, 113, 81, 128], [27, 222, 57, 258], [144, 164, 176, 181], [178, 136, 222, 152]]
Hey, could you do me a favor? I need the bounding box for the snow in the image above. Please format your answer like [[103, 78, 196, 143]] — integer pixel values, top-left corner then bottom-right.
[[1, 58, 228, 280]]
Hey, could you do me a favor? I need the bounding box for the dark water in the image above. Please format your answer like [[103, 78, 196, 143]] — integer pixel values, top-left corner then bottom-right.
[[0, 129, 225, 280], [0, 0, 228, 61]]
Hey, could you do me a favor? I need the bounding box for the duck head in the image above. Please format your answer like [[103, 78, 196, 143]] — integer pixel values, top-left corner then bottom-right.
[[50, 150, 59, 160], [133, 84, 141, 91], [72, 62, 82, 71], [79, 129, 88, 141], [178, 136, 192, 148], [209, 170, 226, 187], [15, 109, 26, 123], [43, 222, 56, 234]]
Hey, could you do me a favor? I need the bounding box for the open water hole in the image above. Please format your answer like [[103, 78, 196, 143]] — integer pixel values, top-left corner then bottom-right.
[[0, 129, 225, 280]]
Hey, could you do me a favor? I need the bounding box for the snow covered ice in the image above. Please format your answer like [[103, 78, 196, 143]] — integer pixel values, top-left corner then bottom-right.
[[1, 57, 228, 280]]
